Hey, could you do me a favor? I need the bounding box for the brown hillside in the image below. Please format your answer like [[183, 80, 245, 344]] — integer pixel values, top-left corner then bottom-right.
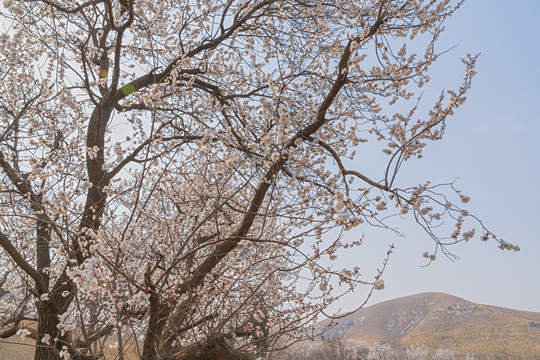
[[317, 292, 540, 359]]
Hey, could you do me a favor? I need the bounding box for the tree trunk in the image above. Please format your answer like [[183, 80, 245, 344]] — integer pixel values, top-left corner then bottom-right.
[[34, 302, 61, 360], [34, 214, 61, 360], [141, 265, 171, 360], [165, 337, 249, 360]]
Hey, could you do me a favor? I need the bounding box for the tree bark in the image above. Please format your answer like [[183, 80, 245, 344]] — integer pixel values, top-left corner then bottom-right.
[[33, 103, 113, 359], [165, 337, 249, 360], [34, 301, 61, 360], [141, 265, 171, 360]]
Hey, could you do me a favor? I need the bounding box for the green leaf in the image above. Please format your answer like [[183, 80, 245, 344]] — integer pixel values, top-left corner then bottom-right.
[[121, 83, 137, 96]]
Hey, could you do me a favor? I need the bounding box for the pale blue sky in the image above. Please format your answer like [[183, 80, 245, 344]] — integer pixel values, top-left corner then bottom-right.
[[334, 0, 540, 313]]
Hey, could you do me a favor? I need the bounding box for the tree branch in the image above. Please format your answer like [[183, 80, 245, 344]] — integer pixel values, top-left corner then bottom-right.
[[0, 230, 47, 294]]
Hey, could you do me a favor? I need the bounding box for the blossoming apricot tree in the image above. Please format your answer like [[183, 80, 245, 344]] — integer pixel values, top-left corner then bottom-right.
[[0, 0, 518, 359]]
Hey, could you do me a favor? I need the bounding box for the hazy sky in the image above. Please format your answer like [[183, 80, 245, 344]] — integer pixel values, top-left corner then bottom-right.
[[333, 0, 540, 314]]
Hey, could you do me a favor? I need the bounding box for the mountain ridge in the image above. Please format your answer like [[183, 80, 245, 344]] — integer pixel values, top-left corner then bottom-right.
[[317, 292, 540, 359]]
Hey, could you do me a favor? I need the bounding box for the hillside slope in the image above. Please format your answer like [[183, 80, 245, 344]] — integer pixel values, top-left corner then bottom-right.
[[318, 292, 540, 359]]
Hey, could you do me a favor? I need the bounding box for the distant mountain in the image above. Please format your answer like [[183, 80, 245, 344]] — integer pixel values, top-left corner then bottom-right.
[[317, 292, 540, 359]]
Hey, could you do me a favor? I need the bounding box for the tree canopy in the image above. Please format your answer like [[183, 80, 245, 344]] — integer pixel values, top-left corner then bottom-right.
[[0, 1, 517, 359]]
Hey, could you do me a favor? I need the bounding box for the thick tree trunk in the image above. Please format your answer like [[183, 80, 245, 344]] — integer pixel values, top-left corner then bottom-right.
[[34, 302, 61, 360], [141, 266, 171, 360], [34, 272, 74, 360], [36, 217, 51, 285], [35, 214, 61, 360], [165, 337, 249, 360]]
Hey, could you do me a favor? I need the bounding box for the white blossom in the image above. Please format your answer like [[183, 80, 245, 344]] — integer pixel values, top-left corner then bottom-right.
[[41, 334, 51, 345], [17, 328, 31, 340], [374, 279, 385, 290], [59, 346, 71, 359]]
